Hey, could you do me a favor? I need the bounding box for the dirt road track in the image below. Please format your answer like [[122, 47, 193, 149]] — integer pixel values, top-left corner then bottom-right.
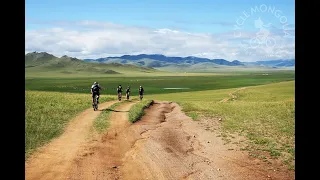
[[117, 101, 294, 180], [25, 100, 119, 180], [68, 101, 294, 180], [220, 87, 247, 102], [26, 100, 294, 180], [67, 101, 137, 179]]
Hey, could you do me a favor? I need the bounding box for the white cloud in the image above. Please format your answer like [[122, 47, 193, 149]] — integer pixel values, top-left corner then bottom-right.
[[25, 20, 295, 61]]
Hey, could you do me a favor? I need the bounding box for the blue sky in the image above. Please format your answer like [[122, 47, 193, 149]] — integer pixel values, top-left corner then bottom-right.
[[26, 0, 295, 61]]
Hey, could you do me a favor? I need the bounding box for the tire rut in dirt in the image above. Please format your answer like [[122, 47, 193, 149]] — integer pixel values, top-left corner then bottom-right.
[[65, 100, 294, 180], [118, 101, 294, 180], [66, 101, 137, 180], [119, 101, 212, 180], [66, 101, 178, 180]]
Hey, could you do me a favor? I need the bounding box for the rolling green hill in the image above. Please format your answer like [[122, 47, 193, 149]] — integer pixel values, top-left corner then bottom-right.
[[25, 52, 159, 77], [25, 52, 295, 77]]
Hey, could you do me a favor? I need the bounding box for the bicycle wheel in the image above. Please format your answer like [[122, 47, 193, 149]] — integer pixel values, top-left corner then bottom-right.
[[93, 95, 98, 111], [118, 93, 121, 101], [96, 96, 99, 110]]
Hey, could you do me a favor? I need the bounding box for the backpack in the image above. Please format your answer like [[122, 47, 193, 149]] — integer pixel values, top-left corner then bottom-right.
[[92, 84, 99, 92]]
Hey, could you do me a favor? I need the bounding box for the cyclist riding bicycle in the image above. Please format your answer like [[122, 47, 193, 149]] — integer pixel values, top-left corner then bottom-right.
[[91, 82, 103, 104], [126, 86, 130, 99], [138, 85, 144, 100], [117, 84, 123, 97]]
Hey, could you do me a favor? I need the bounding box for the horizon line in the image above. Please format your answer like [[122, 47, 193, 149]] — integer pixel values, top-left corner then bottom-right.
[[25, 51, 295, 63]]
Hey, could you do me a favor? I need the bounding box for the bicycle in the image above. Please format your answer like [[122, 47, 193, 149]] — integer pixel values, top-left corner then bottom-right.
[[126, 92, 130, 100], [118, 92, 122, 101], [139, 94, 143, 101], [93, 94, 99, 111]]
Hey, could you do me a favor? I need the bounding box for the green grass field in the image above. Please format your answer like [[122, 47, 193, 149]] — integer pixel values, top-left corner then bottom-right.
[[147, 80, 295, 170], [25, 70, 294, 96], [25, 91, 116, 159]]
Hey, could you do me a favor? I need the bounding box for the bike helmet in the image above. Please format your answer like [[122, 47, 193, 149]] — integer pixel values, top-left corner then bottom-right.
[[140, 86, 142, 88], [94, 82, 98, 84]]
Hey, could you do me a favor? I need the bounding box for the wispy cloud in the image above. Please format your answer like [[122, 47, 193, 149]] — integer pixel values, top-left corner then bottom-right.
[[174, 20, 235, 27], [25, 20, 295, 61]]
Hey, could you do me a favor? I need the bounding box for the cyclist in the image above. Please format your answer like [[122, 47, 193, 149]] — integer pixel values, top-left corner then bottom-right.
[[126, 86, 130, 100], [138, 85, 144, 100], [117, 85, 123, 100], [91, 82, 103, 104]]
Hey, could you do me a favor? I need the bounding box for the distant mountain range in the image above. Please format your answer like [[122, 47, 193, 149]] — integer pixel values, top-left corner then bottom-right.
[[83, 54, 295, 68], [25, 52, 295, 76], [242, 60, 295, 67]]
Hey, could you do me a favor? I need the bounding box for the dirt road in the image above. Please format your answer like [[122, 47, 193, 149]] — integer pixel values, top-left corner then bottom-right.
[[25, 100, 294, 180], [25, 100, 119, 180]]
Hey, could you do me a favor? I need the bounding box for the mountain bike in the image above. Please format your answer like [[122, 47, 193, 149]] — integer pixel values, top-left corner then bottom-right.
[[139, 94, 143, 101], [93, 94, 99, 111], [126, 92, 130, 100], [118, 92, 122, 101]]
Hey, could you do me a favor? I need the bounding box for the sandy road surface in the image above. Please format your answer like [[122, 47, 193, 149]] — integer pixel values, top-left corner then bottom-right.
[[68, 101, 294, 180], [67, 101, 137, 179], [118, 101, 294, 180], [26, 100, 294, 180]]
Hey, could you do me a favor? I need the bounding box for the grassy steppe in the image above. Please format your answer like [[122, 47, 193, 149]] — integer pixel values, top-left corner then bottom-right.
[[25, 71, 294, 96], [147, 81, 295, 170], [25, 69, 295, 170]]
